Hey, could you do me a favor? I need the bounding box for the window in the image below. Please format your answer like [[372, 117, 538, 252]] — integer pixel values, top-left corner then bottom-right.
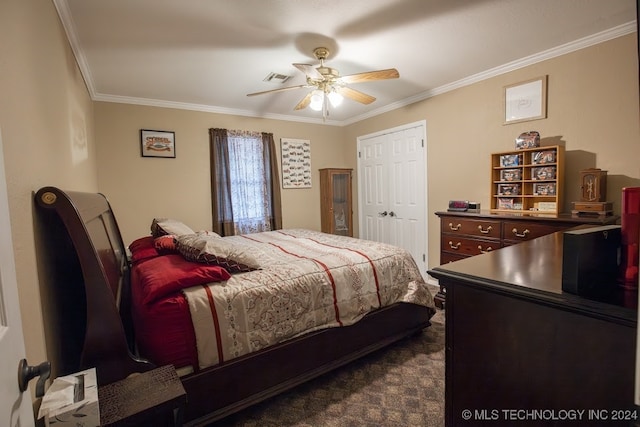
[[209, 128, 282, 235]]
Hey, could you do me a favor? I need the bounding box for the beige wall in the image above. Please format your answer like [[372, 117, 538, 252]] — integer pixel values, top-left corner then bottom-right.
[[94, 103, 348, 245], [0, 0, 96, 402], [97, 34, 639, 271], [1, 0, 638, 415], [345, 34, 640, 270]]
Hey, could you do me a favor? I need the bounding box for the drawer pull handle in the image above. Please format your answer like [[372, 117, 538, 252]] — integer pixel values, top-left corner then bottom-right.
[[477, 225, 492, 234], [512, 228, 530, 238], [448, 241, 461, 250], [478, 245, 493, 254], [449, 223, 461, 231]]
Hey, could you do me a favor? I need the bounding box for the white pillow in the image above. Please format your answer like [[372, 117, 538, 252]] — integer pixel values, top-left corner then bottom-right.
[[150, 218, 195, 237]]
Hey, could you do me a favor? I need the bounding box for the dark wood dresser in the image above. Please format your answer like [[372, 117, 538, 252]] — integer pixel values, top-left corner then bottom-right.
[[428, 232, 638, 427], [434, 211, 619, 307]]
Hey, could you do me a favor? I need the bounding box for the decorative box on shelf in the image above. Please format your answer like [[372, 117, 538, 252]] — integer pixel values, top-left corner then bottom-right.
[[571, 168, 613, 218], [579, 168, 608, 202], [571, 201, 614, 218], [514, 131, 540, 150]]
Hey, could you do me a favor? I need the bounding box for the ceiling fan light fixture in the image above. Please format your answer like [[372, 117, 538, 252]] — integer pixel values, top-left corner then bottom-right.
[[327, 90, 343, 107], [246, 46, 399, 118], [309, 91, 324, 111]]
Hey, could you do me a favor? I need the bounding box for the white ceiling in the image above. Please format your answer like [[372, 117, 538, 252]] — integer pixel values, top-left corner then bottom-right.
[[54, 0, 636, 126]]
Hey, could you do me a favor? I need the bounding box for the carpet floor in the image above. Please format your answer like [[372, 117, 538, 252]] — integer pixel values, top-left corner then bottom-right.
[[208, 304, 445, 427]]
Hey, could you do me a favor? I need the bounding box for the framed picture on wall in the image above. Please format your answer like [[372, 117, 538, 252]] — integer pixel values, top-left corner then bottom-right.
[[140, 129, 176, 158], [503, 75, 547, 124], [281, 138, 311, 188]]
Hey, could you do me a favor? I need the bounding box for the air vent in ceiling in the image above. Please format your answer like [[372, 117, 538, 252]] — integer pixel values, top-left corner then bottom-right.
[[263, 72, 292, 84]]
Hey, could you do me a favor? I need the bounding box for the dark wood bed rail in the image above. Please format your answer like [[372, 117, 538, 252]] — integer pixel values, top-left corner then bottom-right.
[[35, 187, 152, 385]]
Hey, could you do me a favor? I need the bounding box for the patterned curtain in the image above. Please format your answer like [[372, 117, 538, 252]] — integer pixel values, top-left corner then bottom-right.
[[209, 128, 282, 236]]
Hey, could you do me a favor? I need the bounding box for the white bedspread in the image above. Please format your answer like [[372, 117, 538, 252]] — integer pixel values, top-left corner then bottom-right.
[[182, 229, 435, 369]]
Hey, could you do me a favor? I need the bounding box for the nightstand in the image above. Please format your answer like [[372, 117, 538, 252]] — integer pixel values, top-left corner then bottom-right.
[[99, 365, 187, 426]]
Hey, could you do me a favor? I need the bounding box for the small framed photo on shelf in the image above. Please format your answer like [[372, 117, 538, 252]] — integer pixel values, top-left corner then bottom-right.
[[498, 183, 520, 196], [532, 150, 556, 165], [532, 166, 556, 180], [140, 129, 176, 158], [500, 169, 522, 181], [500, 154, 520, 167], [533, 183, 556, 196]]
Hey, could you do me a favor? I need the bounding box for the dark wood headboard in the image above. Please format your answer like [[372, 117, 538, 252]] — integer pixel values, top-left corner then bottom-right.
[[35, 187, 153, 385]]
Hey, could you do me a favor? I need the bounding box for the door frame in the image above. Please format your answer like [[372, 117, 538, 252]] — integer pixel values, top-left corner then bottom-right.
[[0, 126, 35, 426]]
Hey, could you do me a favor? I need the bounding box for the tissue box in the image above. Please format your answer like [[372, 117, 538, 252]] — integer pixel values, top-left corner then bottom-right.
[[40, 368, 100, 427]]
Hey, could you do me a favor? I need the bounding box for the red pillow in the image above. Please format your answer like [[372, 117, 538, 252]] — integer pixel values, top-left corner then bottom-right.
[[133, 254, 231, 304], [154, 235, 177, 253], [129, 236, 159, 264]]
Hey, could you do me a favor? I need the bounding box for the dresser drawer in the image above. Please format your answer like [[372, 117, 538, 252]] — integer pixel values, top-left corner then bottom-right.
[[441, 235, 501, 257], [502, 221, 565, 243], [440, 217, 501, 239], [435, 211, 619, 310], [440, 251, 468, 264]]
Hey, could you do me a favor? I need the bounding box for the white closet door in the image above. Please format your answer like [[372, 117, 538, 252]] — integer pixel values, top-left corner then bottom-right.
[[387, 126, 426, 272], [358, 122, 427, 276], [359, 133, 388, 243]]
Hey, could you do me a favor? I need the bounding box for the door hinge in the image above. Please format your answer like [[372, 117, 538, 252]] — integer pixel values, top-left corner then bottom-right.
[[358, 151, 361, 158], [421, 139, 424, 148], [423, 254, 426, 262]]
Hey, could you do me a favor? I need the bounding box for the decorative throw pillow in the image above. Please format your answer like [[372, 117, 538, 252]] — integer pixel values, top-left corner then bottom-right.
[[150, 218, 195, 238], [129, 236, 160, 264], [133, 254, 231, 304], [154, 235, 178, 253], [175, 232, 260, 273]]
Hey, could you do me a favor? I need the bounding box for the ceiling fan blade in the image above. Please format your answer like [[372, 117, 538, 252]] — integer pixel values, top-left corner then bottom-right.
[[293, 63, 324, 80], [336, 86, 376, 104], [294, 92, 314, 110], [340, 68, 399, 84], [247, 84, 307, 97]]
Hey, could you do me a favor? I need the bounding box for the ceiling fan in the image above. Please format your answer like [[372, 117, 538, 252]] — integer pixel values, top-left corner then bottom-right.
[[247, 47, 399, 119]]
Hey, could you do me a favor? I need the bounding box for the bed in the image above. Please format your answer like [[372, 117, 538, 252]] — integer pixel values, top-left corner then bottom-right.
[[34, 186, 436, 426]]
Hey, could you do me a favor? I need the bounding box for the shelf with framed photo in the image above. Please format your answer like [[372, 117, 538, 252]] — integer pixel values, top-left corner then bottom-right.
[[490, 145, 564, 214]]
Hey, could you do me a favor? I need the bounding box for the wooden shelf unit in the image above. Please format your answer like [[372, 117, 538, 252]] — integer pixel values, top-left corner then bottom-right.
[[490, 145, 564, 214]]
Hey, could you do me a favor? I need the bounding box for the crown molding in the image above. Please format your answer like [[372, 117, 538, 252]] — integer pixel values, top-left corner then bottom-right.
[[92, 94, 340, 126], [53, 0, 636, 127], [342, 21, 636, 126]]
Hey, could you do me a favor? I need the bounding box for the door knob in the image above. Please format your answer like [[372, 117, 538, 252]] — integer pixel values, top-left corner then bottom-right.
[[18, 358, 51, 398], [379, 211, 388, 217], [389, 211, 396, 217]]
